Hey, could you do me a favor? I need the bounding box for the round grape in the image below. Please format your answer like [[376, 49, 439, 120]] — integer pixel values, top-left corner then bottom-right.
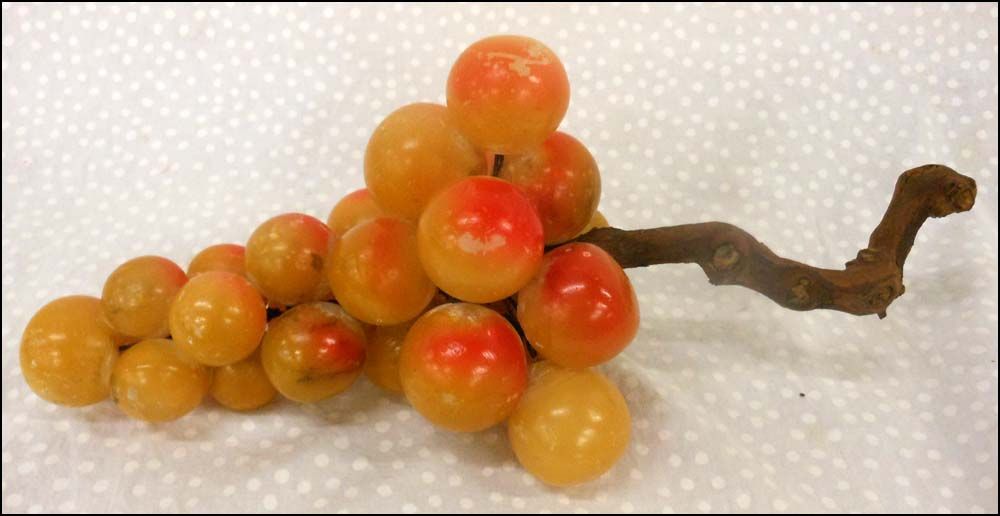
[[101, 256, 188, 340], [169, 271, 267, 367], [111, 338, 211, 423], [210, 350, 277, 411], [20, 296, 119, 407], [328, 217, 436, 325], [447, 35, 570, 153], [245, 213, 332, 306], [508, 362, 631, 486], [260, 303, 367, 403], [188, 243, 247, 278], [365, 103, 484, 219], [400, 303, 528, 432]]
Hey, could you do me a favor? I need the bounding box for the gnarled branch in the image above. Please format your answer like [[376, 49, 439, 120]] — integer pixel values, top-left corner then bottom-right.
[[571, 164, 977, 318]]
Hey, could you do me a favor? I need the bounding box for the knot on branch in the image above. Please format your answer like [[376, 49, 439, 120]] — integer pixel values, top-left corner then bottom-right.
[[569, 164, 976, 318]]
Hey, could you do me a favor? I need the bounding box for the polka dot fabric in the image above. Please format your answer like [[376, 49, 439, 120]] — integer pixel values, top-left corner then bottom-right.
[[2, 3, 997, 513]]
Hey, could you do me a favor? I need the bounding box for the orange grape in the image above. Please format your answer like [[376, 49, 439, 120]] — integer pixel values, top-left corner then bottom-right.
[[111, 338, 211, 423], [327, 217, 436, 325], [169, 271, 267, 367], [517, 243, 639, 369], [101, 256, 188, 340], [498, 131, 601, 244], [417, 177, 544, 303], [20, 296, 119, 406], [245, 213, 332, 306], [399, 303, 528, 432], [210, 350, 277, 411], [260, 303, 366, 403], [187, 243, 246, 278], [364, 103, 485, 219], [326, 188, 386, 238], [447, 35, 570, 153], [508, 362, 631, 486], [364, 323, 409, 394]]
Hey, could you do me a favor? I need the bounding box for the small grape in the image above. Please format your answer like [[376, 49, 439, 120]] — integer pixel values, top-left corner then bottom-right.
[[508, 362, 631, 486], [101, 256, 188, 340], [498, 131, 601, 244], [447, 35, 570, 153], [169, 271, 267, 367], [20, 296, 119, 407], [417, 177, 544, 303], [260, 303, 367, 403], [365, 103, 485, 219], [326, 188, 386, 238], [399, 303, 528, 432], [245, 213, 332, 306], [517, 243, 639, 369], [327, 217, 436, 325], [111, 338, 211, 423], [187, 243, 247, 278], [210, 350, 277, 411], [578, 210, 610, 236]]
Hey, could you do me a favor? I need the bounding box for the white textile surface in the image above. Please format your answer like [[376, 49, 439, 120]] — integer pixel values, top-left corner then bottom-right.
[[2, 3, 997, 514]]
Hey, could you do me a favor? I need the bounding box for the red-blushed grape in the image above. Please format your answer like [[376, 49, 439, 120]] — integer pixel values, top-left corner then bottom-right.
[[447, 35, 570, 153], [101, 256, 188, 340], [328, 217, 436, 325], [111, 338, 212, 423], [245, 213, 333, 306], [326, 188, 386, 238], [210, 350, 277, 411], [364, 103, 485, 219], [169, 271, 267, 367], [417, 177, 544, 303], [187, 243, 246, 278], [578, 210, 610, 236], [508, 362, 631, 486], [517, 243, 639, 369], [260, 303, 367, 403], [498, 131, 601, 244], [20, 296, 119, 407], [399, 303, 528, 432]]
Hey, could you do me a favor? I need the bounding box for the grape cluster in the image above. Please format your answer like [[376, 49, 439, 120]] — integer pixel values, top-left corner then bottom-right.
[[18, 35, 637, 487]]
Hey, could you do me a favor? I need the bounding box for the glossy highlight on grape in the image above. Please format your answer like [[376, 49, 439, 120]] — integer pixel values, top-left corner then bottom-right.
[[20, 296, 120, 407], [399, 303, 528, 432], [508, 362, 631, 486], [517, 243, 639, 369], [498, 131, 601, 244], [169, 271, 267, 367], [447, 35, 570, 153], [260, 302, 367, 403], [418, 177, 544, 303], [101, 255, 188, 340], [245, 213, 332, 306]]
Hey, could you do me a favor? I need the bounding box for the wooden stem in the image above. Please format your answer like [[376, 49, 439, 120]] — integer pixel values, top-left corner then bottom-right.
[[569, 164, 977, 318]]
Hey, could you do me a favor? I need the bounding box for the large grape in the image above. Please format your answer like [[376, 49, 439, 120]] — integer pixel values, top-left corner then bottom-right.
[[498, 131, 601, 244], [20, 296, 119, 407], [517, 243, 639, 368], [169, 271, 267, 367], [327, 217, 436, 325], [417, 177, 543, 303], [447, 35, 570, 153], [399, 303, 528, 432], [508, 362, 631, 486], [364, 103, 484, 219], [245, 213, 332, 306], [260, 303, 366, 403], [101, 256, 188, 340], [111, 338, 211, 423]]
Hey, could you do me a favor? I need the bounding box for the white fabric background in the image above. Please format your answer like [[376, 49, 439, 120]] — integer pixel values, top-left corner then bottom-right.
[[2, 3, 997, 513]]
